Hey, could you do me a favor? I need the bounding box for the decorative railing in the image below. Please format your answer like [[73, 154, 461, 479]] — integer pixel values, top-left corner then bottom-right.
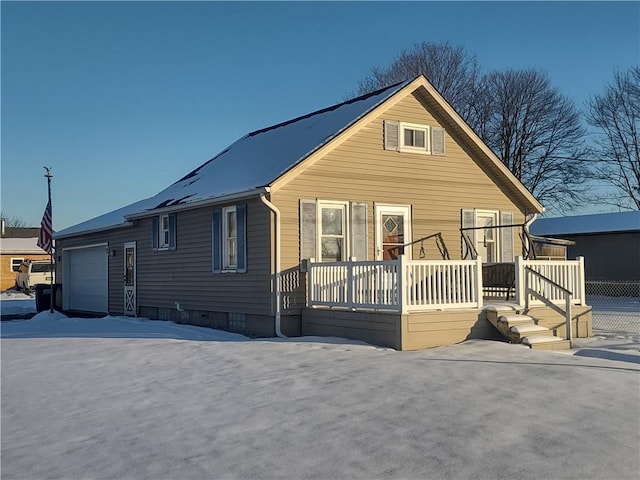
[[523, 267, 574, 343], [307, 256, 484, 313], [515, 257, 585, 307]]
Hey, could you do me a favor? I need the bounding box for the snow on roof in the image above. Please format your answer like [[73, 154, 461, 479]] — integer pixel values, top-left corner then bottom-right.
[[530, 211, 640, 236], [56, 80, 409, 238], [0, 237, 48, 254]]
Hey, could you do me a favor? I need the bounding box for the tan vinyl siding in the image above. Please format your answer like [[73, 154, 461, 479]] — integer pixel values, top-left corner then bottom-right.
[[273, 91, 528, 277], [56, 197, 273, 317]]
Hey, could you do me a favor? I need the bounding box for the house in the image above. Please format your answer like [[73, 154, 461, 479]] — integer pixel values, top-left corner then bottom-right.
[[530, 211, 640, 281], [0, 221, 50, 291], [55, 75, 592, 349]]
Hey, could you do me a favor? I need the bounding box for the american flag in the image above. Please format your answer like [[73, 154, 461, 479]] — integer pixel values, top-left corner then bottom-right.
[[37, 200, 53, 254]]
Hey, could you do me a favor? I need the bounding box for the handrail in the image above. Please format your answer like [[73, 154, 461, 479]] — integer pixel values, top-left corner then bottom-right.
[[524, 266, 573, 343], [387, 232, 451, 260]]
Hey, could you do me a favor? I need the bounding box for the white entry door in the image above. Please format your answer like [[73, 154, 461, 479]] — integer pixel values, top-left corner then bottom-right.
[[124, 242, 136, 316], [375, 205, 412, 260]]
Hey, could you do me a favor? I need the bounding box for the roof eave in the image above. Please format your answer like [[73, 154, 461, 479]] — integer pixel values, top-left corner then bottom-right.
[[124, 187, 268, 221]]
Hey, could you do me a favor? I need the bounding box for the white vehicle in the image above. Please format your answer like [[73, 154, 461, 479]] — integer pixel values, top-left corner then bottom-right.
[[15, 260, 55, 293]]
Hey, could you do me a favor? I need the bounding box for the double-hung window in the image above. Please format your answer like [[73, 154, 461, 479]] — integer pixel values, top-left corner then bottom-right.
[[300, 199, 368, 265], [152, 213, 176, 251], [319, 202, 347, 262], [213, 204, 247, 273], [223, 206, 237, 269]]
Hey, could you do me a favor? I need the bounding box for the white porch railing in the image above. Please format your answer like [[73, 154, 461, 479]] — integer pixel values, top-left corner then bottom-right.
[[515, 257, 586, 307], [307, 256, 484, 313]]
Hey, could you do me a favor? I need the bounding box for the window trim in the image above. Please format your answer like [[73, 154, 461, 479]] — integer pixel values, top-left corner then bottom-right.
[[222, 205, 237, 270], [317, 200, 349, 262], [399, 122, 431, 154], [159, 214, 170, 249]]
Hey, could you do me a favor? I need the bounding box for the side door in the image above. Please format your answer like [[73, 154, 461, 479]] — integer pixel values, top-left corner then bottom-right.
[[375, 205, 412, 260], [124, 242, 136, 316]]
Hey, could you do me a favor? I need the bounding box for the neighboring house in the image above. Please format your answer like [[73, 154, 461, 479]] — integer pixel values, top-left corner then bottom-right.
[[0, 223, 49, 291], [530, 211, 640, 281], [55, 75, 591, 349]]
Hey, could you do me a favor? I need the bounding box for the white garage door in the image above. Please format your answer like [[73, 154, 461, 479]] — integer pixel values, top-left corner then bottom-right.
[[65, 246, 108, 313]]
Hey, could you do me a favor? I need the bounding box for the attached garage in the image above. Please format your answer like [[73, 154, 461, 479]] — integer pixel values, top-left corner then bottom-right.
[[63, 244, 108, 313]]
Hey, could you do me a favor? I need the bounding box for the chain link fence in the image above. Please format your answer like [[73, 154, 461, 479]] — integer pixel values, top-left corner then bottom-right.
[[586, 281, 640, 334]]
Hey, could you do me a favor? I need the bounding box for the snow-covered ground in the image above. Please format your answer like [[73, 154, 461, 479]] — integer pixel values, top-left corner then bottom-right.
[[2, 312, 639, 479], [0, 290, 36, 316]]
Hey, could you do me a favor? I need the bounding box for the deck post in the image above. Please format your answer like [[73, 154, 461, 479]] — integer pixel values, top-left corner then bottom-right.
[[347, 258, 354, 310], [515, 256, 525, 307], [577, 256, 586, 305], [306, 258, 315, 307], [475, 255, 484, 308], [397, 255, 407, 314]]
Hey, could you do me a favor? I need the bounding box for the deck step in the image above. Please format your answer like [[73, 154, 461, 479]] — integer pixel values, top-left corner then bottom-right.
[[499, 314, 534, 326], [522, 335, 571, 350], [510, 324, 552, 335]]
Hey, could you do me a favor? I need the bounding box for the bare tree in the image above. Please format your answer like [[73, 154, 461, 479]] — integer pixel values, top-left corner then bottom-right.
[[479, 69, 588, 212], [1, 213, 27, 228], [354, 41, 482, 122], [585, 67, 640, 210]]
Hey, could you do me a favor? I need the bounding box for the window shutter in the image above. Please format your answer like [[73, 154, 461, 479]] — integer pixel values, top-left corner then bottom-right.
[[300, 199, 317, 262], [168, 214, 177, 251], [500, 211, 514, 262], [384, 120, 399, 151], [431, 126, 445, 155], [236, 204, 247, 273], [152, 217, 159, 251], [461, 208, 476, 259], [350, 202, 368, 261], [212, 209, 222, 273]]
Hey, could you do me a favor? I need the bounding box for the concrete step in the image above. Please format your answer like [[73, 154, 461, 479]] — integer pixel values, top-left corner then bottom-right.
[[522, 335, 571, 350], [499, 314, 535, 326], [510, 324, 552, 335]]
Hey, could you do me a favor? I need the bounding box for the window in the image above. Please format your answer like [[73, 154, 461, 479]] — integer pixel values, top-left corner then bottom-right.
[[319, 202, 347, 262], [11, 258, 24, 272], [461, 209, 514, 262], [384, 120, 445, 155], [400, 123, 430, 153], [160, 215, 170, 248], [213, 205, 246, 273], [223, 206, 237, 269], [300, 199, 368, 264], [152, 214, 176, 251]]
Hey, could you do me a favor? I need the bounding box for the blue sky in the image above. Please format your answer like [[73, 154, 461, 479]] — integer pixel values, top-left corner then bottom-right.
[[2, 1, 639, 230]]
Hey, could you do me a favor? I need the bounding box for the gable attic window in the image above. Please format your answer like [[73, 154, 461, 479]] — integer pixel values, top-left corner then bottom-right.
[[384, 120, 445, 155], [212, 205, 247, 273], [152, 214, 176, 251]]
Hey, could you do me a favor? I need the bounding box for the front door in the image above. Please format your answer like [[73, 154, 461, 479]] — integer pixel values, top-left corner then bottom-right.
[[375, 205, 412, 260], [124, 242, 136, 316], [475, 211, 499, 263]]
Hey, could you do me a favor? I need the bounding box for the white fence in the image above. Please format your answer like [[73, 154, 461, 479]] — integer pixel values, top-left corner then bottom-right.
[[515, 257, 586, 307], [307, 257, 484, 313]]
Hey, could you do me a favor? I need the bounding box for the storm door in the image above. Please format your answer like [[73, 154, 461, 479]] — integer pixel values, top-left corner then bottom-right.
[[124, 242, 136, 316], [375, 205, 412, 260]]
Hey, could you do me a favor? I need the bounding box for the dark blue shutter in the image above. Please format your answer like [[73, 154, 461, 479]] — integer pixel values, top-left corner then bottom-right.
[[168, 214, 177, 250], [237, 204, 247, 273], [152, 217, 159, 251], [212, 209, 222, 273]]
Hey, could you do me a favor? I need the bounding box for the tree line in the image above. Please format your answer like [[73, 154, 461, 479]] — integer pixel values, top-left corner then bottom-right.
[[352, 41, 639, 213]]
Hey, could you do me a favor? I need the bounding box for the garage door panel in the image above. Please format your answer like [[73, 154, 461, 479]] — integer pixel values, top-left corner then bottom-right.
[[66, 247, 108, 313]]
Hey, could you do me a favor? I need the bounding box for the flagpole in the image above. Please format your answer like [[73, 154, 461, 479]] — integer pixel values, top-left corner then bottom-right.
[[44, 167, 53, 313]]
